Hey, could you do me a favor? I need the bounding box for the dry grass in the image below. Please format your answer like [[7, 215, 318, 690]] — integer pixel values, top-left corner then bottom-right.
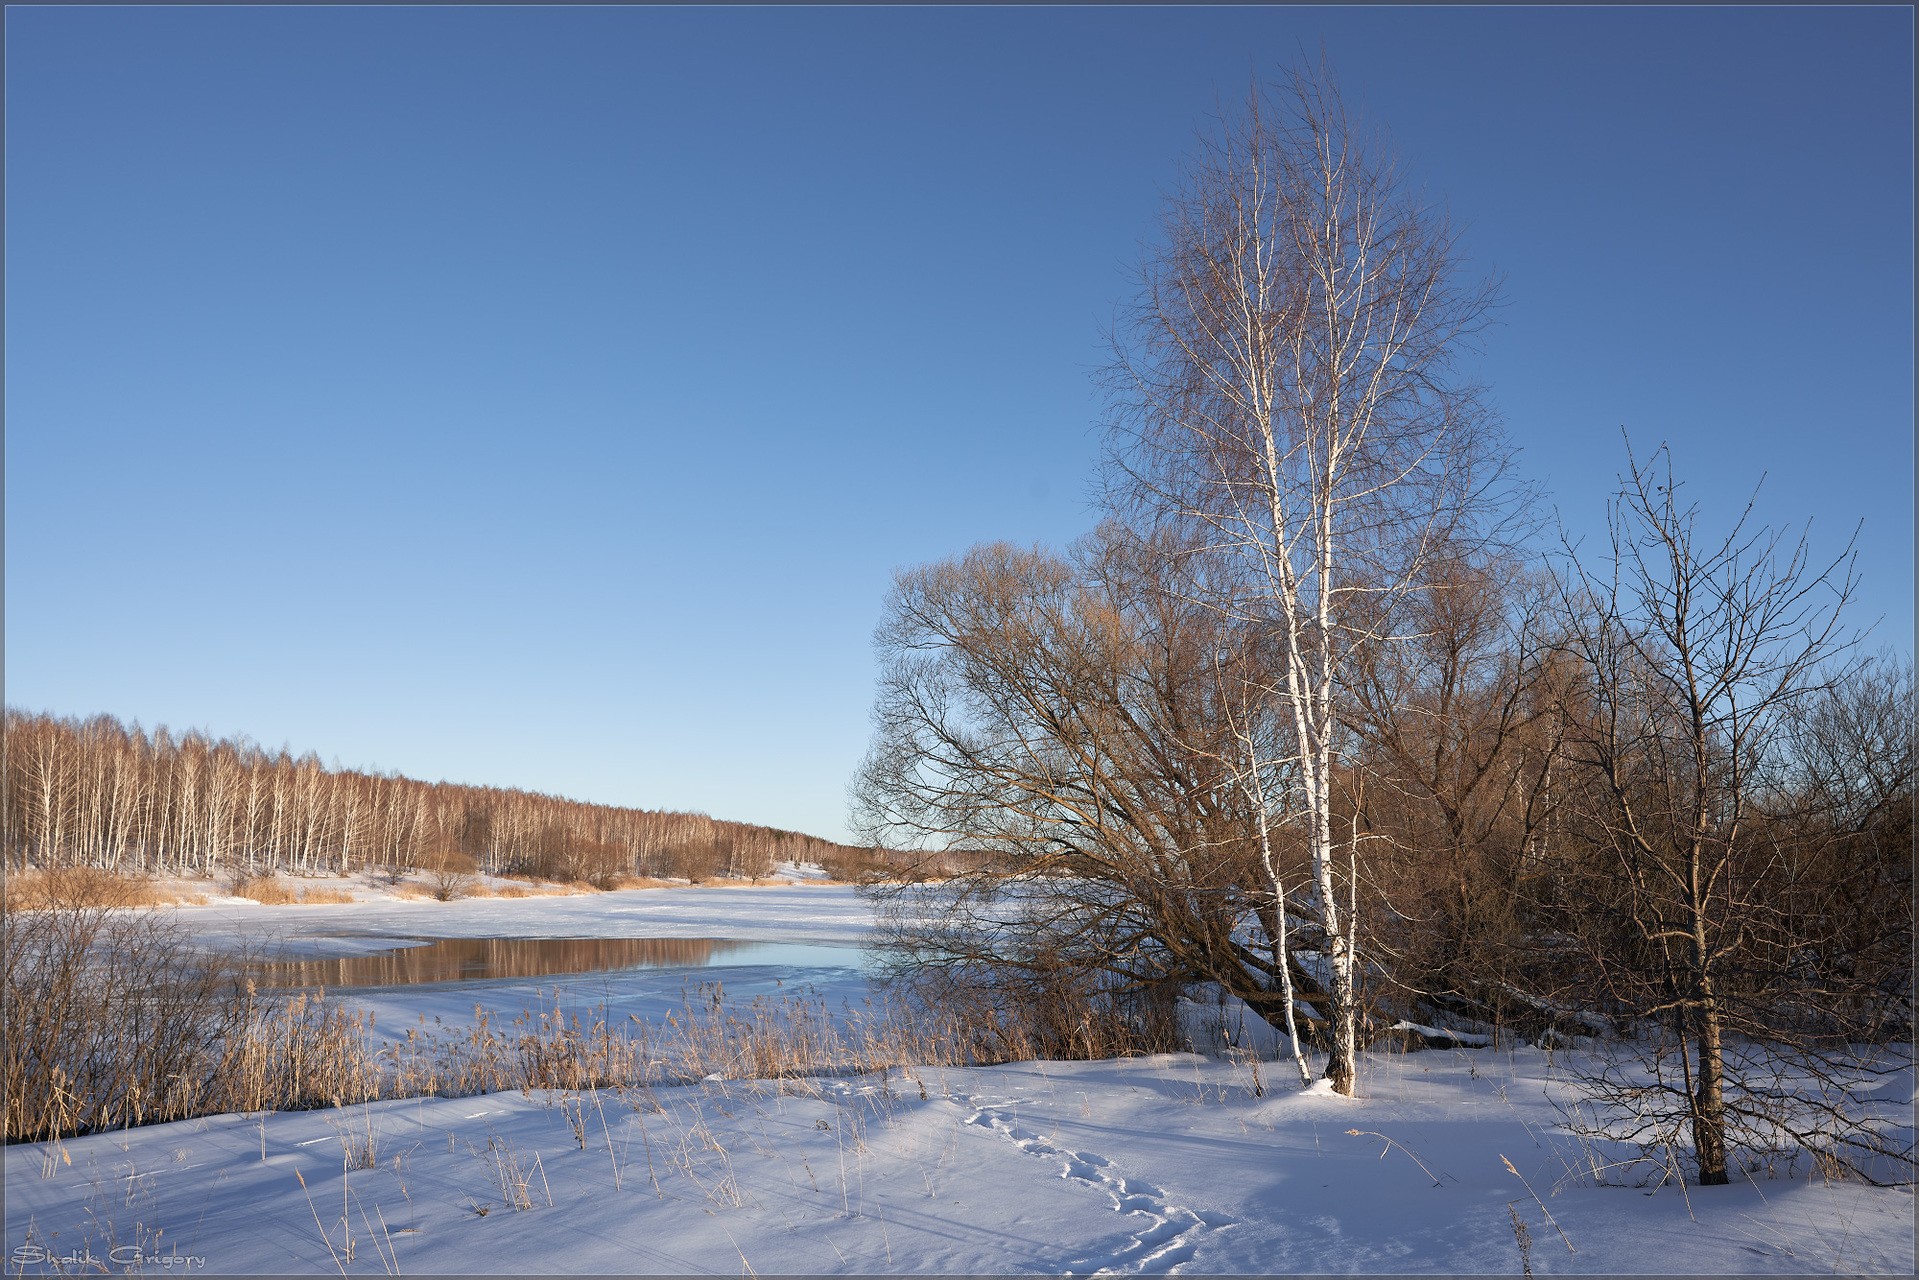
[[224, 875, 358, 906], [460, 879, 597, 899], [2, 867, 168, 911], [488, 873, 754, 896], [3, 892, 1180, 1144], [531, 875, 670, 894], [489, 875, 638, 898], [4, 901, 411, 1141], [489, 883, 574, 899], [156, 886, 211, 906], [228, 874, 300, 905]]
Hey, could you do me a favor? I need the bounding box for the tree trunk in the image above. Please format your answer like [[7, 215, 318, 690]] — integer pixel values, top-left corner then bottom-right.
[[1691, 987, 1730, 1184]]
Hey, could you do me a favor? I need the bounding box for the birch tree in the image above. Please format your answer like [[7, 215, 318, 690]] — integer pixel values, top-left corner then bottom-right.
[[1107, 65, 1512, 1093]]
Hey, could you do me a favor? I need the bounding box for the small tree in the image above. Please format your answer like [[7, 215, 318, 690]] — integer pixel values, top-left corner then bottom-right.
[[1548, 443, 1910, 1186], [419, 840, 477, 902]]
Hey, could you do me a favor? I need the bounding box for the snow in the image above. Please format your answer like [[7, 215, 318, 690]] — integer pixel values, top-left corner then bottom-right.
[[1386, 1021, 1496, 1049], [168, 876, 880, 1050], [5, 885, 1912, 1275], [169, 872, 876, 956]]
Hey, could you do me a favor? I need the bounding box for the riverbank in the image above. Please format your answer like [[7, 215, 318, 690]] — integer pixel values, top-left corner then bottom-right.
[[6, 882, 1913, 1274], [8, 1044, 1911, 1275]]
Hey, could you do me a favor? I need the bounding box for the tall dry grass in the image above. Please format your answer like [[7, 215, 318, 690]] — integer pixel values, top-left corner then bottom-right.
[[4, 903, 251, 1140], [1, 867, 170, 911], [226, 873, 301, 905], [224, 874, 356, 905], [4, 900, 1181, 1144]]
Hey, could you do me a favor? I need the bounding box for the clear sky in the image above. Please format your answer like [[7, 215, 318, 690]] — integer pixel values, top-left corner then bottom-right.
[[6, 6, 1912, 844]]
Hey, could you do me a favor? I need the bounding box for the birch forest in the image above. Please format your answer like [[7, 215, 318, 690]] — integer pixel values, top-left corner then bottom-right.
[[2, 708, 882, 884]]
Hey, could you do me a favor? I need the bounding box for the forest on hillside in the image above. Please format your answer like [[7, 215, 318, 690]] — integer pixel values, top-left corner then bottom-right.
[[2, 708, 885, 885]]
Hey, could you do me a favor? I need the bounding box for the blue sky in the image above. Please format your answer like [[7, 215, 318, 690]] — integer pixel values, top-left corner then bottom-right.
[[6, 6, 1911, 844]]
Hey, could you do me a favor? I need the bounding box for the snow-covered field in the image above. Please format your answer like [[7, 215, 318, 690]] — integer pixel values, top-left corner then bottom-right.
[[5, 883, 1913, 1275]]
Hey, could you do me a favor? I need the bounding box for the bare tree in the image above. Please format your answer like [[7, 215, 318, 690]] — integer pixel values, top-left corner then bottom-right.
[[1105, 64, 1514, 1093], [1345, 553, 1569, 1038], [854, 526, 1343, 1057], [1547, 443, 1910, 1186]]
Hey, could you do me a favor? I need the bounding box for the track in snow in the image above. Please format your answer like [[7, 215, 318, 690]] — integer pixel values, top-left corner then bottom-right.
[[958, 1094, 1238, 1275]]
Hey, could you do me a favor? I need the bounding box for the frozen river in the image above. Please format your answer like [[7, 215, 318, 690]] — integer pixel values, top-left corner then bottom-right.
[[176, 880, 882, 1037]]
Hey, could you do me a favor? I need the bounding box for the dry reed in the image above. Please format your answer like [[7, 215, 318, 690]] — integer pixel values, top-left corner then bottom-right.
[[4, 902, 1180, 1145]]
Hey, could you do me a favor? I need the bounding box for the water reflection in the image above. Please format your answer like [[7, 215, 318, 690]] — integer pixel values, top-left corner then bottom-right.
[[249, 936, 862, 990]]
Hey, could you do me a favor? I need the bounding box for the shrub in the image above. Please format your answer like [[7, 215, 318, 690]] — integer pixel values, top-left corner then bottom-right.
[[883, 951, 1183, 1063], [419, 845, 478, 902], [3, 903, 247, 1140]]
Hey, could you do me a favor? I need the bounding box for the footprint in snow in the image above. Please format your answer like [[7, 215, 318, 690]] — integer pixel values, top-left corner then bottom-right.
[[955, 1093, 1237, 1275]]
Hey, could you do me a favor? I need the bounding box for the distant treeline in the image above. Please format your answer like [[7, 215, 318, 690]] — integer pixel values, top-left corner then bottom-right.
[[2, 709, 895, 884]]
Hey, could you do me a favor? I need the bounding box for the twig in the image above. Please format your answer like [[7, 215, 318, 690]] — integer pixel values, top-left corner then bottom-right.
[[1346, 1129, 1451, 1186], [1500, 1154, 1575, 1254], [293, 1169, 349, 1278]]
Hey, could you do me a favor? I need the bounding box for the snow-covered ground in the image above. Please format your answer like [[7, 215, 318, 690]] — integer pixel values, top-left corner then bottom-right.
[[5, 883, 1913, 1274]]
